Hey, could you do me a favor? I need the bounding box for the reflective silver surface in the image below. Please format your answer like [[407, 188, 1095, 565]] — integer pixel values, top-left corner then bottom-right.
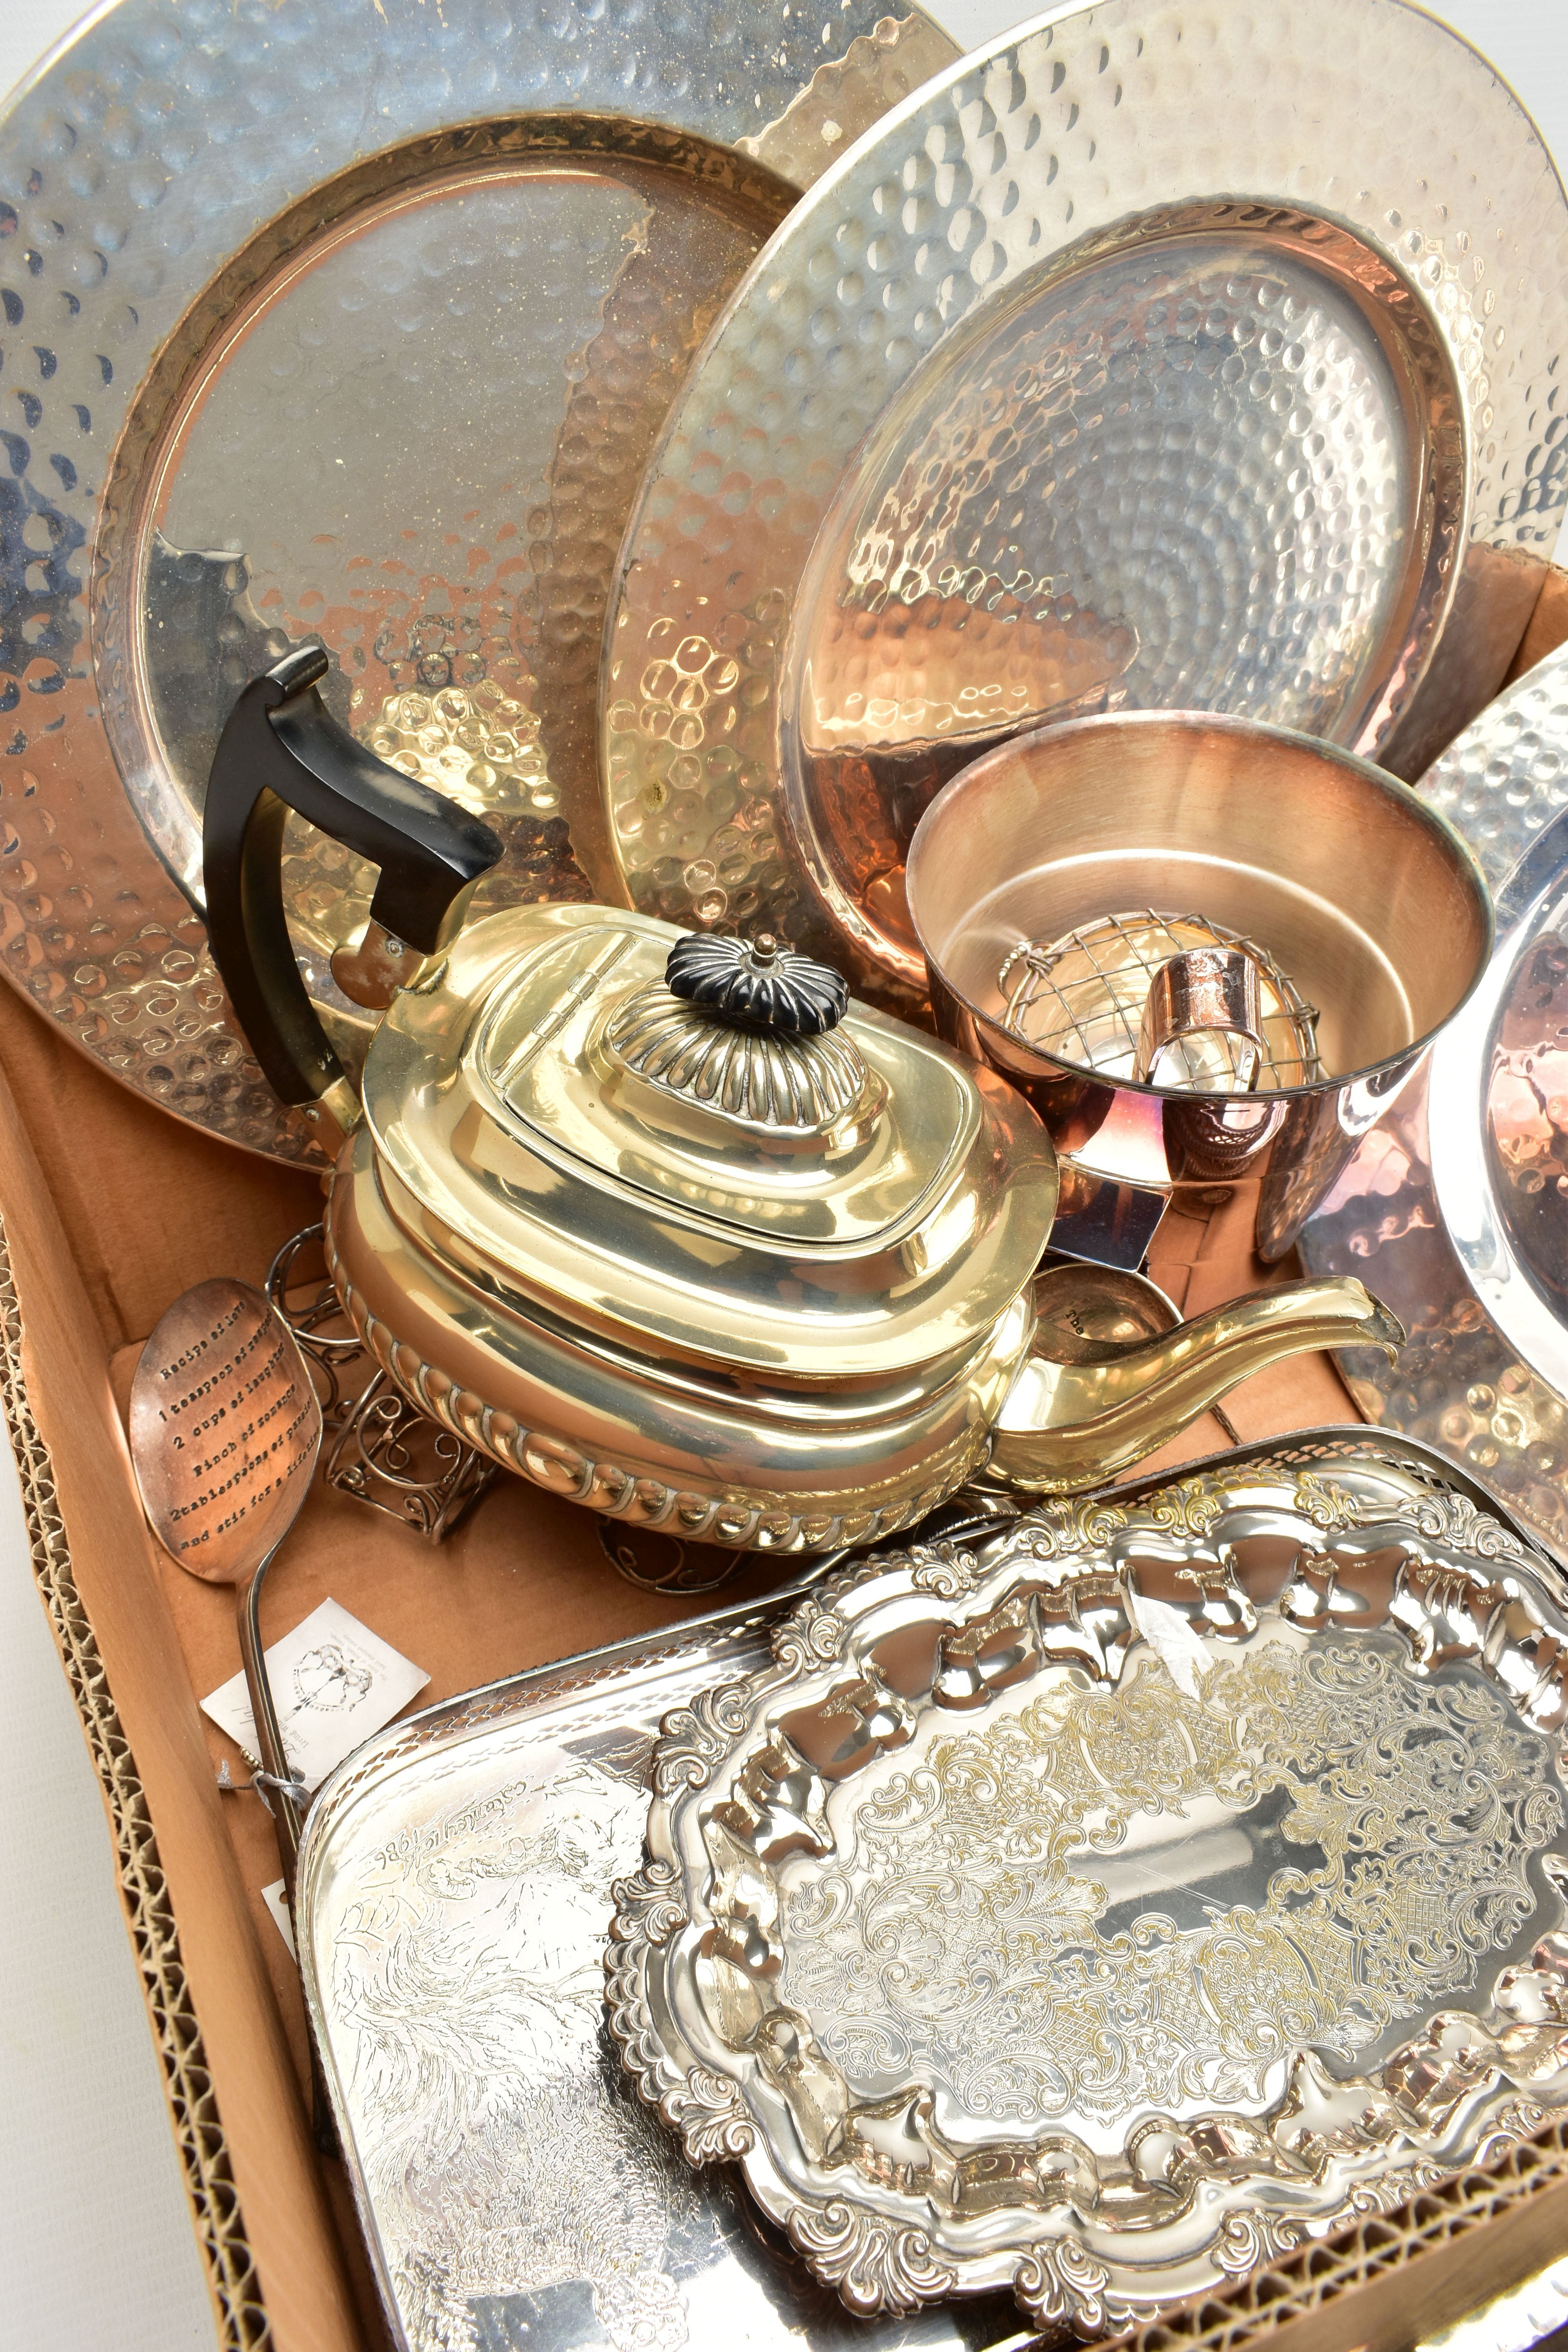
[[298, 1568, 1036, 2352], [1430, 809, 1568, 1402], [1302, 1067, 1568, 1567], [0, 0, 956, 1162], [299, 1434, 1549, 2350], [1419, 639, 1568, 890], [1301, 807, 1568, 1563], [610, 1453, 1568, 2330], [604, 0, 1568, 1004]]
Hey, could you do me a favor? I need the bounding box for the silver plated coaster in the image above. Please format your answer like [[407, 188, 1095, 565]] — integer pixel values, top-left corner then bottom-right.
[[608, 1454, 1568, 2329]]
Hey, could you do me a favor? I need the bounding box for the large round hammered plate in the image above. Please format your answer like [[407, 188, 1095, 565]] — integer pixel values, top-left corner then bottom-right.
[[1430, 806, 1568, 1406], [0, 0, 956, 1160], [603, 0, 1568, 1005], [608, 1459, 1568, 2328]]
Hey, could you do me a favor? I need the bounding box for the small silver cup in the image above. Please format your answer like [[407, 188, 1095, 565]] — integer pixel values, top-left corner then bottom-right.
[[1134, 945, 1266, 1094]]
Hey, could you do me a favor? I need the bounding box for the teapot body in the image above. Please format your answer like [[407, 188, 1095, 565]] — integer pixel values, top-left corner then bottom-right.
[[325, 1147, 1036, 1550], [323, 901, 1058, 1550]]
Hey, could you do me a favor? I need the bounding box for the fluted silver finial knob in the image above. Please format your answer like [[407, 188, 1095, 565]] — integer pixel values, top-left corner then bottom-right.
[[664, 932, 850, 1037]]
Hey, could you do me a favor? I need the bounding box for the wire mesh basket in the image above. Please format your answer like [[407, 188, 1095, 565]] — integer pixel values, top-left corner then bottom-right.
[[998, 909, 1323, 1091]]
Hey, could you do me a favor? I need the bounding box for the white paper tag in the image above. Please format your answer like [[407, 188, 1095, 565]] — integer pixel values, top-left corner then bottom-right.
[[260, 1878, 297, 1963], [200, 1597, 430, 1794], [1127, 1586, 1211, 1700]]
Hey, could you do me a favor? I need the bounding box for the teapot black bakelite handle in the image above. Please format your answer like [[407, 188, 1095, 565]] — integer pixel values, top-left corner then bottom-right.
[[202, 646, 502, 1111]]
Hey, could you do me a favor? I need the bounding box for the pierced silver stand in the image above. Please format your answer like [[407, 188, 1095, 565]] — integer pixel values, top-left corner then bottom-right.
[[594, 1519, 747, 1596], [266, 1226, 497, 1543], [327, 1374, 497, 1541]]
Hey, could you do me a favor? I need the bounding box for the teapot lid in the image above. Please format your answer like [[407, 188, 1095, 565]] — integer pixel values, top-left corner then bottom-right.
[[357, 904, 1056, 1381]]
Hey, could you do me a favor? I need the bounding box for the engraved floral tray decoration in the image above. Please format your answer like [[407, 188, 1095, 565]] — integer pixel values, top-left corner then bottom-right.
[[605, 1458, 1568, 2333]]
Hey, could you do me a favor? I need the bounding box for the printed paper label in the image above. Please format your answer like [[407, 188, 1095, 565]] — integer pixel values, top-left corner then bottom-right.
[[201, 1596, 430, 1793]]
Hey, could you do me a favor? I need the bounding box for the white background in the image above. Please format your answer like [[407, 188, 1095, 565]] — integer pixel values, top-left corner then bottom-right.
[[0, 4, 1563, 2348]]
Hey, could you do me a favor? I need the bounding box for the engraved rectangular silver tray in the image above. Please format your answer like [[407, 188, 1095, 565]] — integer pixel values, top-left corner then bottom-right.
[[297, 1431, 1568, 2352]]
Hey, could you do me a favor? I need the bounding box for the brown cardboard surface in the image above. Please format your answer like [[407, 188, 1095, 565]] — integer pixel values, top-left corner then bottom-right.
[[0, 1022, 365, 2352], [1506, 561, 1568, 684], [0, 962, 323, 1355]]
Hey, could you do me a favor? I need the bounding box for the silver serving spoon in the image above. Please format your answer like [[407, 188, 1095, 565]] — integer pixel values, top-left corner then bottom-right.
[[129, 1278, 334, 2144]]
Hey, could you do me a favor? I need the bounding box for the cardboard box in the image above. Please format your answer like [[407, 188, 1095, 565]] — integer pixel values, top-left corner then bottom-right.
[[3, 569, 1568, 2352]]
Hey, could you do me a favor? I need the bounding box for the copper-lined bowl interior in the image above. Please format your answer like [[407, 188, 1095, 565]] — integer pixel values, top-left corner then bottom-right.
[[906, 711, 1492, 1095]]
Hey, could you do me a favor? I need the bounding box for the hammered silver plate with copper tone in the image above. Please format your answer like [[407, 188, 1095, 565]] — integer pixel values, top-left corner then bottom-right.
[[0, 0, 956, 1161], [607, 1454, 1568, 2331], [1429, 809, 1568, 1410], [1302, 796, 1568, 1564], [603, 0, 1568, 1006], [1419, 638, 1568, 893]]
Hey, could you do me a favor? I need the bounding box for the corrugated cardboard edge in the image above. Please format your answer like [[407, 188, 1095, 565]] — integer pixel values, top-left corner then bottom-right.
[[1109, 2131, 1568, 2352], [0, 1208, 270, 2352]]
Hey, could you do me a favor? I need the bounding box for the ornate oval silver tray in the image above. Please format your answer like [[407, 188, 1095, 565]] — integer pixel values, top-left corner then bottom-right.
[[601, 0, 1568, 1006], [0, 0, 956, 1161], [607, 1456, 1568, 2330], [1302, 796, 1568, 1564]]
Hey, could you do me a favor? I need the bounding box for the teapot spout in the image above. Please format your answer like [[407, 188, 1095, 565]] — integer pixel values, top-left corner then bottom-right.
[[985, 1276, 1404, 1495]]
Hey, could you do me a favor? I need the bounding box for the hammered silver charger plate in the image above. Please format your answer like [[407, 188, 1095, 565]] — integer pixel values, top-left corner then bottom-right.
[[602, 0, 1568, 1007], [1303, 733, 1568, 1562], [0, 0, 956, 1162], [608, 1454, 1568, 2330]]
